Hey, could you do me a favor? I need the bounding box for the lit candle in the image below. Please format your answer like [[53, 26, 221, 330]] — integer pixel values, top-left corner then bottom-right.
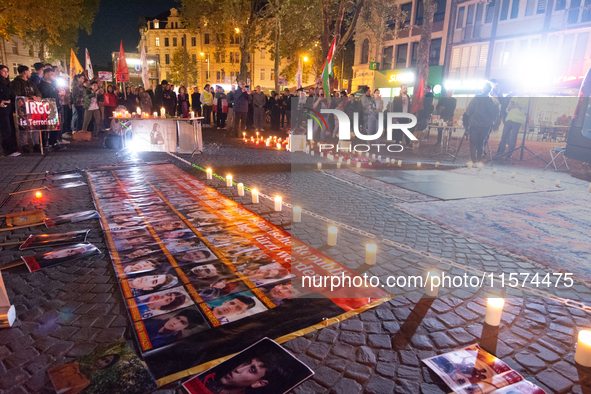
[[417, 162, 422, 168], [372, 154, 376, 160], [256, 131, 259, 137], [237, 183, 244, 196], [226, 175, 233, 187], [398, 160, 402, 167], [575, 330, 591, 367], [317, 163, 322, 170], [206, 168, 212, 180], [511, 171, 516, 178], [356, 162, 361, 168], [338, 157, 343, 163], [125, 111, 129, 118], [274, 196, 282, 211], [477, 162, 483, 171], [425, 271, 439, 297], [377, 155, 381, 161], [555, 179, 561, 188], [467, 161, 473, 169], [292, 206, 302, 222], [346, 159, 351, 165], [161, 107, 165, 117], [320, 152, 324, 157], [137, 107, 141, 116], [337, 162, 341, 169], [251, 189, 259, 204], [493, 168, 497, 174], [365, 243, 377, 265], [190, 111, 194, 118], [485, 298, 504, 326], [386, 158, 390, 163], [276, 143, 281, 149], [327, 226, 338, 246], [366, 152, 370, 157], [311, 151, 314, 156], [243, 132, 246, 138], [531, 175, 536, 182], [132, 112, 136, 118], [435, 162, 439, 167], [153, 112, 158, 118]]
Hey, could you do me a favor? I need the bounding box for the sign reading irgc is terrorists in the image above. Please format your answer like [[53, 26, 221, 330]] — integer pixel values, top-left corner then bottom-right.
[[87, 163, 389, 385], [16, 97, 60, 130]]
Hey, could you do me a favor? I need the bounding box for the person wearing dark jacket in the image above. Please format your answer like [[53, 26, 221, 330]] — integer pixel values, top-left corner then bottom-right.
[[71, 74, 86, 133], [162, 84, 176, 116], [122, 86, 138, 112], [191, 87, 201, 117], [38, 68, 64, 149], [233, 80, 251, 136], [154, 80, 166, 110], [464, 83, 500, 163], [435, 89, 457, 145], [11, 65, 42, 152], [0, 65, 19, 155], [389, 84, 412, 146], [30, 63, 45, 86]]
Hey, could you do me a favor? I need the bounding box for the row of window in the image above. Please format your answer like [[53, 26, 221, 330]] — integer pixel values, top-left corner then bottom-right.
[[163, 52, 248, 65], [164, 69, 278, 84], [154, 33, 242, 47], [359, 38, 442, 68]]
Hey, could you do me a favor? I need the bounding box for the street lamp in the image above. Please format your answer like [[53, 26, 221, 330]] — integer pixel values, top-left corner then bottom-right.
[[303, 56, 309, 62], [235, 27, 240, 33], [200, 52, 210, 82]]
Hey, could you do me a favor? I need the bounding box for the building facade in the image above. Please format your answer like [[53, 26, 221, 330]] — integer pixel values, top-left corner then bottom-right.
[[140, 8, 280, 90], [111, 52, 161, 88], [0, 36, 47, 77]]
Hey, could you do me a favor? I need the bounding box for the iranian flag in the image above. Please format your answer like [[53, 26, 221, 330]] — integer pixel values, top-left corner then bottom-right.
[[321, 37, 337, 97]]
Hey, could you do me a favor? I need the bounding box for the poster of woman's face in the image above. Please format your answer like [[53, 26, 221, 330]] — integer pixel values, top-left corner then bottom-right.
[[120, 257, 172, 277], [124, 272, 180, 297], [238, 262, 292, 287], [152, 220, 187, 233], [133, 286, 195, 320], [119, 245, 163, 264]]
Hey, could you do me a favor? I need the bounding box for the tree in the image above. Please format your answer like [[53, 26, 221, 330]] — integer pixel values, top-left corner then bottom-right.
[[181, 0, 266, 83], [415, 0, 437, 92], [169, 47, 199, 87], [0, 0, 99, 62]]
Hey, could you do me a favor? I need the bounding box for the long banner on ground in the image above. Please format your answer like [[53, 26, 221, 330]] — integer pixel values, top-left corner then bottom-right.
[[87, 164, 388, 385]]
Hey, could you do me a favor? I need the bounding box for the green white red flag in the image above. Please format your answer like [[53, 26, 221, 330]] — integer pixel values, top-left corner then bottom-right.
[[321, 37, 337, 97]]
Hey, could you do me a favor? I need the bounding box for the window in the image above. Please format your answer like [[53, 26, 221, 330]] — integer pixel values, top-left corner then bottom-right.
[[166, 72, 170, 79], [382, 46, 393, 69], [13, 63, 18, 74], [500, 0, 510, 19], [165, 54, 170, 64], [12, 42, 18, 55], [396, 43, 408, 67], [525, 0, 536, 15], [485, 0, 495, 22], [568, 0, 581, 23], [217, 71, 221, 81], [165, 37, 169, 47], [173, 37, 177, 46], [271, 69, 275, 80], [206, 71, 210, 80], [434, 0, 447, 22], [260, 68, 265, 80], [466, 4, 475, 25], [231, 52, 240, 63], [401, 3, 412, 26], [181, 36, 185, 46], [457, 6, 465, 27], [410, 42, 419, 66], [192, 37, 196, 46], [204, 34, 210, 44], [555, 0, 566, 10], [583, 0, 591, 21], [430, 38, 442, 66], [537, 0, 547, 13], [29, 47, 33, 57], [360, 39, 370, 64], [192, 54, 197, 62], [416, 0, 424, 25], [510, 0, 520, 18], [154, 21, 159, 29], [474, 3, 484, 37], [221, 52, 225, 63], [260, 48, 265, 59], [215, 53, 220, 63], [155, 37, 160, 47]]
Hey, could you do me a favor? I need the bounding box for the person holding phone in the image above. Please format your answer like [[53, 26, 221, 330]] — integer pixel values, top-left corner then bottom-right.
[[0, 65, 19, 156], [82, 80, 102, 140]]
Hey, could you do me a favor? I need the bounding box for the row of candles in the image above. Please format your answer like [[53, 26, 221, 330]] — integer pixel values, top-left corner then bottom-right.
[[205, 166, 591, 367], [243, 132, 289, 150], [113, 107, 196, 119]]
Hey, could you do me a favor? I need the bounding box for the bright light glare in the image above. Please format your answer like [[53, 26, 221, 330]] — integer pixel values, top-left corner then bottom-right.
[[433, 84, 442, 94], [56, 77, 68, 87], [303, 56, 309, 62]]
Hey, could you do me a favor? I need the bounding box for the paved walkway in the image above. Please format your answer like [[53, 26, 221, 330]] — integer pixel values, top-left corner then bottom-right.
[[0, 133, 590, 393]]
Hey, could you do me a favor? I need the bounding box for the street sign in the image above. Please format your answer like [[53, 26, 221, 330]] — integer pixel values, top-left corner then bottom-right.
[[369, 62, 380, 70]]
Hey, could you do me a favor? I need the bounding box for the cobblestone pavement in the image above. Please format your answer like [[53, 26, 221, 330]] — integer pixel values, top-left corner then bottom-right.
[[0, 132, 590, 393]]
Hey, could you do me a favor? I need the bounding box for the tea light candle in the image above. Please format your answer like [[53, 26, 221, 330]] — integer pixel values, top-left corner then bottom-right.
[[274, 196, 282, 211], [153, 112, 158, 118], [417, 162, 422, 168], [398, 160, 402, 167], [327, 226, 338, 246], [555, 179, 561, 188], [425, 271, 439, 297], [346, 159, 351, 165], [226, 175, 233, 187], [386, 158, 390, 163], [237, 183, 244, 196], [372, 154, 376, 159], [161, 107, 165, 117], [137, 107, 141, 116], [477, 162, 483, 171], [338, 157, 343, 163], [320, 152, 324, 157], [276, 143, 281, 149], [243, 132, 246, 138], [132, 112, 136, 118], [251, 189, 259, 204], [206, 168, 212, 180], [575, 330, 591, 367], [190, 111, 195, 118], [292, 206, 302, 222], [511, 171, 516, 178], [377, 155, 381, 161], [435, 162, 439, 168], [467, 161, 473, 169], [311, 151, 314, 156], [493, 168, 497, 174], [337, 162, 341, 169], [365, 243, 377, 265], [530, 175, 536, 182], [365, 152, 370, 158], [124, 111, 129, 118], [317, 163, 322, 170], [485, 298, 504, 326], [356, 162, 361, 168]]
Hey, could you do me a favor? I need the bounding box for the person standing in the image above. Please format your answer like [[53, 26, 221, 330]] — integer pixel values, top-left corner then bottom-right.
[[0, 65, 19, 156], [123, 86, 138, 112], [81, 80, 102, 139], [269, 93, 281, 131], [38, 68, 64, 150], [138, 86, 153, 115], [177, 86, 189, 118], [390, 84, 412, 146], [162, 84, 176, 116], [11, 65, 42, 152], [418, 85, 434, 133], [360, 87, 374, 135], [496, 95, 528, 159], [191, 87, 202, 117], [154, 80, 166, 110], [252, 86, 267, 131], [226, 85, 235, 129], [464, 83, 500, 163], [215, 87, 227, 129], [200, 84, 213, 127], [30, 63, 45, 85], [281, 88, 291, 130], [233, 80, 250, 135], [70, 74, 86, 134], [435, 89, 456, 146], [103, 85, 118, 129]]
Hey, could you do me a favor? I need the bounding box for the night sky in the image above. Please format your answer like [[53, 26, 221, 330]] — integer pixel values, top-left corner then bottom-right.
[[77, 0, 177, 67]]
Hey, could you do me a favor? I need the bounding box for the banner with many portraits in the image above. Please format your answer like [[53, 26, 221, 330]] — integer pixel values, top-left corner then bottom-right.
[[88, 164, 388, 385]]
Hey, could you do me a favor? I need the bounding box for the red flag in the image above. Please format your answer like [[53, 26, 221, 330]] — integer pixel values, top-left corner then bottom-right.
[[411, 76, 424, 114], [116, 40, 129, 83]]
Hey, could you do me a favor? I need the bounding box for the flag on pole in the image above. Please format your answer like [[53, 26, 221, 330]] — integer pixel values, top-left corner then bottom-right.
[[411, 76, 424, 114], [140, 44, 149, 88], [69, 49, 84, 85], [116, 41, 130, 83], [295, 58, 302, 89], [85, 49, 94, 81], [321, 37, 337, 97]]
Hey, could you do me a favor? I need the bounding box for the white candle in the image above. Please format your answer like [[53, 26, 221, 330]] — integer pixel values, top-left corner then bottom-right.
[[575, 330, 591, 367], [485, 298, 504, 326], [206, 168, 212, 180], [398, 160, 402, 167], [531, 175, 536, 182], [555, 179, 561, 188], [365, 243, 377, 265], [356, 162, 361, 168], [327, 226, 338, 246], [372, 154, 376, 159], [317, 163, 322, 170], [226, 175, 233, 187], [511, 171, 516, 178], [274, 196, 282, 211], [467, 161, 473, 169], [337, 162, 341, 169], [190, 111, 194, 118], [153, 112, 158, 118], [347, 159, 351, 165], [378, 155, 381, 161], [137, 107, 141, 116], [237, 183, 244, 196], [477, 162, 483, 171], [339, 157, 343, 163], [417, 162, 422, 168], [161, 107, 165, 117], [386, 158, 390, 163], [124, 111, 129, 118], [493, 168, 497, 174], [311, 151, 315, 156], [435, 162, 439, 168], [320, 152, 324, 157], [425, 271, 439, 297], [292, 206, 302, 222], [276, 143, 281, 149], [366, 152, 370, 157], [251, 189, 259, 203]]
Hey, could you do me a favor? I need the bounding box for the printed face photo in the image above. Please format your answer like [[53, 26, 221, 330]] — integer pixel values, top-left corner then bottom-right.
[[160, 229, 196, 241], [127, 273, 179, 296], [164, 239, 205, 254], [185, 211, 219, 221], [119, 246, 162, 263], [259, 279, 307, 305], [43, 246, 86, 259], [142, 307, 209, 349], [122, 259, 165, 275], [134, 286, 194, 319], [191, 264, 220, 279], [206, 291, 267, 325], [197, 277, 249, 302], [152, 221, 187, 232], [115, 236, 156, 252], [111, 228, 150, 240], [241, 263, 291, 287], [204, 233, 247, 246], [196, 225, 226, 236], [174, 248, 216, 265]]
